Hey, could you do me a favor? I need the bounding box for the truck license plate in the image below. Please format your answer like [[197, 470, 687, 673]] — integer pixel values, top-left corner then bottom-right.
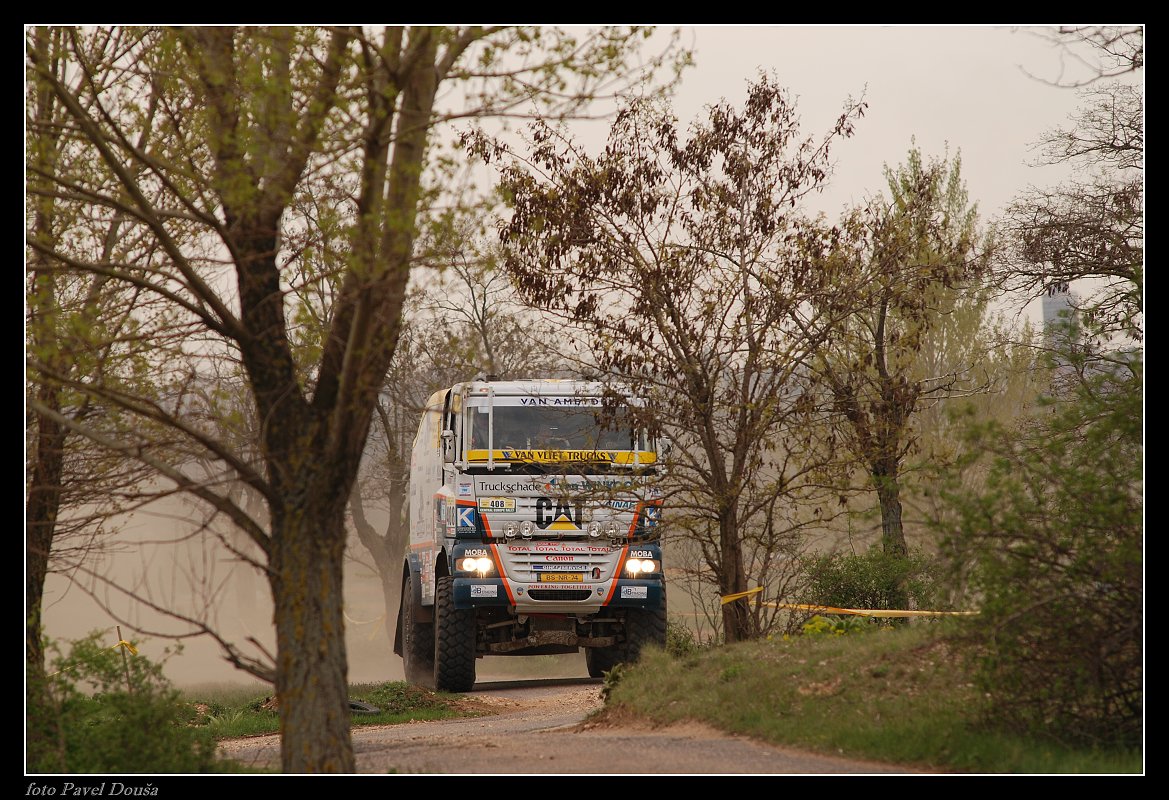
[[538, 573, 583, 583]]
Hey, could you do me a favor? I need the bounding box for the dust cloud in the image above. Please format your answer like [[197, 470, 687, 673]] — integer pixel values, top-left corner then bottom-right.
[[39, 491, 588, 691]]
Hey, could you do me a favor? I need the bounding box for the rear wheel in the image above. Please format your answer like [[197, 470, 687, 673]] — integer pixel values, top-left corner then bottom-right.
[[400, 575, 434, 687], [433, 576, 477, 692]]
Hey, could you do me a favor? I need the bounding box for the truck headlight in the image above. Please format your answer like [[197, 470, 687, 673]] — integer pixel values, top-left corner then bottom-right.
[[504, 521, 518, 538], [520, 520, 534, 539], [459, 557, 494, 575], [587, 521, 602, 538], [625, 558, 658, 575], [604, 521, 620, 537]]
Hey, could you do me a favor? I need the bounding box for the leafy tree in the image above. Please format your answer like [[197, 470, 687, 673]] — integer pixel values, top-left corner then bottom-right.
[[26, 26, 176, 699], [472, 73, 867, 642], [812, 148, 992, 570], [26, 25, 687, 772]]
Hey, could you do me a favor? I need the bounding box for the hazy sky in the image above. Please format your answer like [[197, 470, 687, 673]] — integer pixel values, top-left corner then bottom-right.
[[659, 25, 1094, 221], [559, 24, 1134, 324]]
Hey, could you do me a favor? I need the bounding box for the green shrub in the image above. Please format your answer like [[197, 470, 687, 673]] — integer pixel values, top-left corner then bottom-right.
[[27, 632, 219, 773], [801, 614, 868, 637], [665, 619, 699, 657], [939, 347, 1142, 748], [599, 662, 627, 702], [799, 547, 947, 619]]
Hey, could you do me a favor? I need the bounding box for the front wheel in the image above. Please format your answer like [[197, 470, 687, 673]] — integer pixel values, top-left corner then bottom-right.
[[400, 575, 434, 687], [585, 645, 621, 678], [586, 600, 668, 678], [433, 576, 477, 692], [623, 604, 668, 664]]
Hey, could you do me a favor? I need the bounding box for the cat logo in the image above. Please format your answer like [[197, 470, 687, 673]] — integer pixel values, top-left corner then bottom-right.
[[535, 497, 583, 531]]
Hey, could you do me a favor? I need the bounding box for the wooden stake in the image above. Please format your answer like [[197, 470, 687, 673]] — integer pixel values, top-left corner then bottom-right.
[[116, 625, 133, 695]]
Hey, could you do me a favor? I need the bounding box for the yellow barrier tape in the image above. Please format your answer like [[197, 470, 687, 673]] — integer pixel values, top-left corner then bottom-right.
[[718, 590, 978, 618], [764, 603, 979, 618], [46, 638, 139, 677], [720, 587, 765, 604]]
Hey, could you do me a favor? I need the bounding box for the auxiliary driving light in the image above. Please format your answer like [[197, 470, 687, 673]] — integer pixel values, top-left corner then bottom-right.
[[587, 521, 602, 538], [520, 520, 534, 539]]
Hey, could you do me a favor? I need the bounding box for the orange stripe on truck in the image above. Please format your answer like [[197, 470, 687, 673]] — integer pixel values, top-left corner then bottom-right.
[[603, 545, 630, 605], [488, 541, 516, 604]]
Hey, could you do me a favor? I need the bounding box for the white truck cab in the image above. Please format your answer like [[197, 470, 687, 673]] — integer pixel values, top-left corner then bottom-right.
[[394, 378, 667, 691]]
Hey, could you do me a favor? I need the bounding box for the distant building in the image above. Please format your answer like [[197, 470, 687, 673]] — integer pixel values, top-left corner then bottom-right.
[[1041, 281, 1075, 336]]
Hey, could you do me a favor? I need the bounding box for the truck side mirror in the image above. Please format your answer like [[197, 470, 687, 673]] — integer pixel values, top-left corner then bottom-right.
[[441, 429, 455, 463]]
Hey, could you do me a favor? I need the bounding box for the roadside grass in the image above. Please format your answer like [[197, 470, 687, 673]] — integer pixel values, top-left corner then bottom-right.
[[599, 620, 1143, 775], [187, 624, 1140, 774]]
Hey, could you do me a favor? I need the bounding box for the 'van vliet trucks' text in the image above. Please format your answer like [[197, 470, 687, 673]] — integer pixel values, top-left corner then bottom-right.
[[393, 378, 667, 692]]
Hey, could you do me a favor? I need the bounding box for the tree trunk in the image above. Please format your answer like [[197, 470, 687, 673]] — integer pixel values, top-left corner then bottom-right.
[[351, 481, 408, 655], [27, 385, 64, 686], [382, 486, 409, 641], [873, 461, 907, 559], [27, 24, 63, 688], [873, 459, 909, 613], [269, 499, 354, 773], [718, 506, 750, 643]]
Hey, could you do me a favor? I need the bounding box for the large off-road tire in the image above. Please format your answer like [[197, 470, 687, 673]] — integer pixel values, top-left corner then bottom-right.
[[585, 645, 621, 678], [586, 596, 668, 678], [400, 575, 434, 687], [433, 576, 477, 693], [623, 604, 668, 664]]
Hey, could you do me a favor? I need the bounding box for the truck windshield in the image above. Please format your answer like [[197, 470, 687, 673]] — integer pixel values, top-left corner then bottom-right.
[[467, 404, 645, 452]]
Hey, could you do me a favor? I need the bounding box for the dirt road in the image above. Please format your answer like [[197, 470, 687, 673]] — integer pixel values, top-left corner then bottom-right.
[[217, 677, 936, 775]]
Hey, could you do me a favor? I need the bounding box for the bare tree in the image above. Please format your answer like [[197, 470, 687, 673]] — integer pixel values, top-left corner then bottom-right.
[[995, 81, 1143, 343], [471, 74, 867, 642], [1021, 25, 1144, 87]]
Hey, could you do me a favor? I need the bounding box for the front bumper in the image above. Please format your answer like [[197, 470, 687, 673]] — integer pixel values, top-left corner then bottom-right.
[[452, 577, 663, 613]]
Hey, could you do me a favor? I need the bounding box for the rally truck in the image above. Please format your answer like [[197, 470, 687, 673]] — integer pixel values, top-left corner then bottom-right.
[[393, 377, 667, 692]]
